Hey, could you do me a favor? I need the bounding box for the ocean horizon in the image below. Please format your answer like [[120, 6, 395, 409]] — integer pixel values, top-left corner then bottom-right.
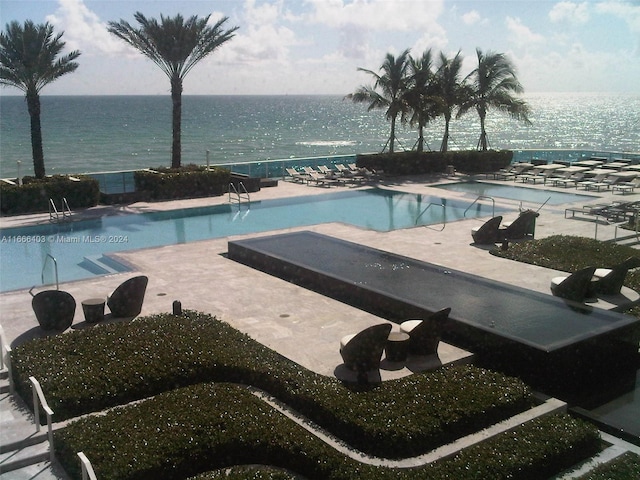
[[1, 92, 639, 178]]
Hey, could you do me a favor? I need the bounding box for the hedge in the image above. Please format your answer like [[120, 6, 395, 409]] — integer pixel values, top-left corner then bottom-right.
[[53, 382, 600, 480], [0, 175, 100, 215], [357, 150, 513, 175], [134, 165, 231, 200], [12, 311, 531, 459]]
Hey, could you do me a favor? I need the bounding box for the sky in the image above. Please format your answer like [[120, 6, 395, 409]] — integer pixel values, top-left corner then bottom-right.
[[0, 0, 639, 95]]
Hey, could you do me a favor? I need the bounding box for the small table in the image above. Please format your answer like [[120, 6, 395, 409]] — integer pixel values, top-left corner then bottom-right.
[[385, 332, 410, 362], [82, 297, 105, 323]]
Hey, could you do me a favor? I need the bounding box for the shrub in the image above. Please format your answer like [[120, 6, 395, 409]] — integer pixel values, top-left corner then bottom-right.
[[357, 150, 513, 175], [134, 165, 231, 200], [0, 175, 100, 215], [12, 311, 531, 458]]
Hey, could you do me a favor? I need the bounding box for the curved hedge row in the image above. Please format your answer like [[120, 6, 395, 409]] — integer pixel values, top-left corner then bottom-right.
[[12, 312, 530, 458], [54, 382, 599, 480]]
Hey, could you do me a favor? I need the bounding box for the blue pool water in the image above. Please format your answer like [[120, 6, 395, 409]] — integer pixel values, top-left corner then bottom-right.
[[0, 188, 499, 292], [434, 181, 596, 206]]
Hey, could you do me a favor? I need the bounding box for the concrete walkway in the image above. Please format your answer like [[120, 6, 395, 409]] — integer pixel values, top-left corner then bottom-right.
[[1, 173, 638, 478]]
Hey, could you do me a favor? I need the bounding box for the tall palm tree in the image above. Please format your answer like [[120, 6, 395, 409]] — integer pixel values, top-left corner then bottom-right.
[[403, 49, 437, 153], [108, 13, 238, 169], [459, 48, 531, 150], [347, 49, 410, 153], [0, 21, 80, 179], [432, 51, 467, 152]]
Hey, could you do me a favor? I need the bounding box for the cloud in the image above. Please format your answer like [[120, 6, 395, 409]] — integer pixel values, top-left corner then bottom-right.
[[304, 0, 445, 31], [596, 0, 640, 55], [549, 2, 590, 25], [506, 17, 545, 49], [45, 0, 125, 55], [462, 10, 484, 26]]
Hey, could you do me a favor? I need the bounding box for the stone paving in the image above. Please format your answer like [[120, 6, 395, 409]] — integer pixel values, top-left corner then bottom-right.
[[1, 173, 639, 478]]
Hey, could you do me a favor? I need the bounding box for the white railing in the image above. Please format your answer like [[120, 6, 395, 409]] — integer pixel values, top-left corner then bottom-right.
[[29, 376, 55, 461], [78, 452, 98, 480], [0, 323, 13, 393]]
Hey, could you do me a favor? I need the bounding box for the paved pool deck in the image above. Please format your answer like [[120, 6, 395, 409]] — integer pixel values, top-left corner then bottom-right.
[[1, 173, 638, 381]]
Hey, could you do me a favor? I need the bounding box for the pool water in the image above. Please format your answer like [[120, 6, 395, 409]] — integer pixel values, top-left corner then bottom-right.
[[0, 188, 499, 292], [434, 181, 596, 206]]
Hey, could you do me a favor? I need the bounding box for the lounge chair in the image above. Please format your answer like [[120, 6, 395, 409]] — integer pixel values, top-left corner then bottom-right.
[[339, 323, 392, 382], [307, 170, 341, 187], [500, 210, 539, 240], [593, 257, 640, 295], [577, 173, 608, 190], [285, 168, 306, 183], [553, 172, 585, 188], [31, 289, 76, 331], [550, 266, 596, 303], [471, 216, 503, 244], [612, 177, 640, 194], [399, 307, 451, 356], [107, 275, 148, 318]]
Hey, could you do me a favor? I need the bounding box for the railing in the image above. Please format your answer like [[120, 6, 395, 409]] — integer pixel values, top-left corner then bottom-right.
[[29, 376, 55, 461], [78, 452, 98, 480], [228, 181, 250, 205], [0, 323, 14, 394], [464, 195, 495, 218], [38, 254, 59, 291], [48, 197, 72, 223], [415, 202, 447, 231]]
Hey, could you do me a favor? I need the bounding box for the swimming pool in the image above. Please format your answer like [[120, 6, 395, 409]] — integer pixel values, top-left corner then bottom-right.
[[434, 181, 597, 206], [0, 188, 500, 292]]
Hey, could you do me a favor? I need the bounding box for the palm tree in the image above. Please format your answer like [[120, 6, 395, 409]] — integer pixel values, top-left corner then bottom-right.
[[459, 48, 531, 150], [432, 51, 467, 152], [0, 21, 80, 179], [108, 13, 238, 169], [403, 49, 437, 153], [347, 49, 411, 153]]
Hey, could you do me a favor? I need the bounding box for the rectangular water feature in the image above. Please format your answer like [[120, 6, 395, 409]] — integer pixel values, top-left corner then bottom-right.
[[228, 231, 640, 401]]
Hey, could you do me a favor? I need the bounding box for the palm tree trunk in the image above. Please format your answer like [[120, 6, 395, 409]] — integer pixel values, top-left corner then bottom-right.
[[479, 109, 488, 151], [441, 115, 450, 152], [389, 115, 396, 153], [170, 75, 183, 169], [26, 90, 45, 179]]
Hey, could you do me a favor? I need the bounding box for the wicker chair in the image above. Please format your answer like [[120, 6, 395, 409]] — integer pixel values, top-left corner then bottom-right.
[[107, 275, 148, 318], [339, 323, 392, 383], [400, 307, 452, 356]]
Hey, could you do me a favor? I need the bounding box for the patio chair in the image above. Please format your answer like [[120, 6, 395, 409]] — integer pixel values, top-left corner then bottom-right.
[[285, 167, 306, 183], [339, 323, 392, 382], [400, 307, 451, 356], [593, 256, 640, 295], [471, 216, 503, 244], [500, 210, 540, 240], [550, 266, 597, 303], [612, 177, 640, 194], [107, 275, 148, 318], [31, 289, 76, 331]]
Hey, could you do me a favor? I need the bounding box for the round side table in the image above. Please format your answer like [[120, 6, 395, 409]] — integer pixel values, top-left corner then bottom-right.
[[385, 332, 410, 362], [82, 297, 105, 324]]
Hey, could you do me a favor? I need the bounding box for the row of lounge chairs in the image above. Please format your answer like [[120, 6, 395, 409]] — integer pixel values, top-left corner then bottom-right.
[[286, 164, 379, 187], [565, 200, 640, 223], [339, 307, 451, 383], [471, 210, 540, 245]]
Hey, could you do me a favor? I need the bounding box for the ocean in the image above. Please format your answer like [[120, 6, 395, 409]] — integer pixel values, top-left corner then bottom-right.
[[1, 93, 639, 178]]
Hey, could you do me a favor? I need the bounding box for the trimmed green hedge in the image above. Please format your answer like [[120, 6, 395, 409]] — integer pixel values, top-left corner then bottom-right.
[[54, 382, 599, 480], [12, 312, 531, 458], [0, 175, 100, 215], [357, 150, 513, 175], [134, 165, 231, 200]]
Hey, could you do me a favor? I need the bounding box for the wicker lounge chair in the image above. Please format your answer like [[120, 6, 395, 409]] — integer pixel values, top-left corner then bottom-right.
[[399, 307, 451, 356], [339, 323, 392, 382], [550, 266, 596, 303], [500, 210, 539, 240], [593, 257, 640, 295], [31, 289, 76, 331], [471, 216, 503, 244], [107, 275, 148, 318]]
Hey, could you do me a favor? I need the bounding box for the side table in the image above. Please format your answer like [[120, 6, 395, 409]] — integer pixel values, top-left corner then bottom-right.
[[82, 297, 105, 324], [385, 332, 410, 362]]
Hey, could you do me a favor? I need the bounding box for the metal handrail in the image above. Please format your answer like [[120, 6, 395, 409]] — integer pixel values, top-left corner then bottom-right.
[[228, 181, 250, 205], [415, 202, 447, 231], [62, 197, 72, 219], [78, 452, 98, 480], [48, 198, 59, 223], [41, 254, 59, 290], [464, 195, 495, 218], [29, 376, 55, 461]]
